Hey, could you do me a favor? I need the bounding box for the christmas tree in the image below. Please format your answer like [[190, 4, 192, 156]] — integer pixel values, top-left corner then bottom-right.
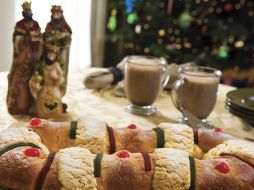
[[105, 0, 254, 86]]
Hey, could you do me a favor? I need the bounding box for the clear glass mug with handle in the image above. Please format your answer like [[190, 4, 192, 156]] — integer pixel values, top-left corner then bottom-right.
[[124, 55, 169, 116], [171, 65, 222, 123]]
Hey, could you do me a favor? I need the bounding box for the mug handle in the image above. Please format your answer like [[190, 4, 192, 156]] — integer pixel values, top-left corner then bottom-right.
[[171, 78, 186, 111], [160, 57, 170, 90]]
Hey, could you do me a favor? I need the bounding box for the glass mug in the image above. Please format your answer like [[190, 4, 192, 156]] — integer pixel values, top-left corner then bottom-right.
[[171, 66, 222, 122], [124, 55, 169, 116]]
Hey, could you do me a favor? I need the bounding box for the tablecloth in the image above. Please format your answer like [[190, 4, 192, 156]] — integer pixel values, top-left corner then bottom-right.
[[0, 70, 254, 140]]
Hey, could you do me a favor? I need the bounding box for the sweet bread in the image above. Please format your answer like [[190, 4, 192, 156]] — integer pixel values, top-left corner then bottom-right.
[[0, 117, 254, 189], [0, 145, 253, 190], [5, 118, 236, 158]]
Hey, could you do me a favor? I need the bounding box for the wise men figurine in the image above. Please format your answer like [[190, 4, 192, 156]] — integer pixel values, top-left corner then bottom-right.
[[44, 5, 72, 96], [29, 45, 65, 119], [7, 1, 43, 114]]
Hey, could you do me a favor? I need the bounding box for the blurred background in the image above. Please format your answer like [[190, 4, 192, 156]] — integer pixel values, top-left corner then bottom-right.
[[0, 0, 253, 87], [104, 0, 254, 87]]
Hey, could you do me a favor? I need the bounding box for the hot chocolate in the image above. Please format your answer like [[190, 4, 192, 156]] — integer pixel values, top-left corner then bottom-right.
[[178, 70, 220, 119], [124, 56, 168, 115], [125, 63, 163, 106], [171, 66, 222, 121]]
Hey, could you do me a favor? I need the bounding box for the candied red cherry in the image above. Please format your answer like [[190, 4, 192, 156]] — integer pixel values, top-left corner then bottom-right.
[[128, 124, 137, 129], [30, 118, 41, 126], [214, 127, 222, 133], [215, 162, 229, 174], [24, 148, 40, 157], [117, 150, 130, 158]]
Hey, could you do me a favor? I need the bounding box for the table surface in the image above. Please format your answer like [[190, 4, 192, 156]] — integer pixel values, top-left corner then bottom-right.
[[0, 70, 254, 140]]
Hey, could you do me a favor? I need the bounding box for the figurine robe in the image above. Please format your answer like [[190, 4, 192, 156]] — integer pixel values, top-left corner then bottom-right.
[[7, 2, 43, 114], [44, 5, 72, 96]]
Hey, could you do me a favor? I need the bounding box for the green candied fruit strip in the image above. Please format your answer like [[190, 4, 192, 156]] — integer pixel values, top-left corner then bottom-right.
[[94, 153, 103, 177], [69, 121, 78, 139], [0, 142, 41, 157], [153, 127, 165, 148], [189, 156, 196, 190]]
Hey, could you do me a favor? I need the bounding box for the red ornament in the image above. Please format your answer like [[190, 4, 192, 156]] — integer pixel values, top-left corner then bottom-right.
[[30, 118, 41, 126], [128, 124, 137, 129], [24, 148, 40, 157], [214, 128, 222, 133], [215, 162, 229, 174], [224, 3, 233, 12], [117, 150, 130, 158]]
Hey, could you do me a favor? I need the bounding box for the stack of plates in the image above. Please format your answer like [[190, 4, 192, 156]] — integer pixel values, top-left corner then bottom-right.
[[225, 88, 254, 127]]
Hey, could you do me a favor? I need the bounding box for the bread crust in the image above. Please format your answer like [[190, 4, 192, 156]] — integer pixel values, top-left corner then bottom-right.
[[58, 147, 97, 190], [196, 156, 254, 190], [75, 119, 107, 153], [28, 120, 74, 152], [204, 140, 254, 161], [113, 128, 156, 153], [0, 145, 254, 190], [97, 151, 155, 190], [159, 123, 194, 155], [0, 127, 49, 154], [22, 120, 243, 158], [198, 128, 236, 152], [152, 148, 191, 190], [1, 121, 254, 190], [42, 153, 61, 190], [0, 147, 47, 190]]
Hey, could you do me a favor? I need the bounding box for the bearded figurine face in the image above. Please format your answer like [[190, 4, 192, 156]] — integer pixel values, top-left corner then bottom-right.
[[52, 11, 63, 20], [51, 6, 63, 21], [22, 9, 33, 20]]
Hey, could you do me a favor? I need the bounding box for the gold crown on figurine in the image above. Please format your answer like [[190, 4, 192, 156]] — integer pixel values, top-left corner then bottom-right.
[[51, 5, 63, 13], [46, 45, 59, 53], [22, 1, 31, 11]]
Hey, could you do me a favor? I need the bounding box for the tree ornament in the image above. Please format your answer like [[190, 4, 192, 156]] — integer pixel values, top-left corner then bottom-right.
[[158, 29, 166, 37], [144, 47, 150, 53], [234, 41, 244, 48], [124, 0, 137, 24], [124, 0, 136, 14], [217, 46, 229, 59], [107, 9, 117, 31], [224, 3, 234, 12], [127, 13, 138, 24], [178, 11, 192, 29], [135, 24, 141, 34]]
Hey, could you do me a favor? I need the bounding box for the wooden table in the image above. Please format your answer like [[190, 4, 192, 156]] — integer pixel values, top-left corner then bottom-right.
[[0, 70, 254, 140]]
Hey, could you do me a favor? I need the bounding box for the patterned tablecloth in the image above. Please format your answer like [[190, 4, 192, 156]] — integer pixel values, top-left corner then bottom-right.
[[0, 70, 254, 140]]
